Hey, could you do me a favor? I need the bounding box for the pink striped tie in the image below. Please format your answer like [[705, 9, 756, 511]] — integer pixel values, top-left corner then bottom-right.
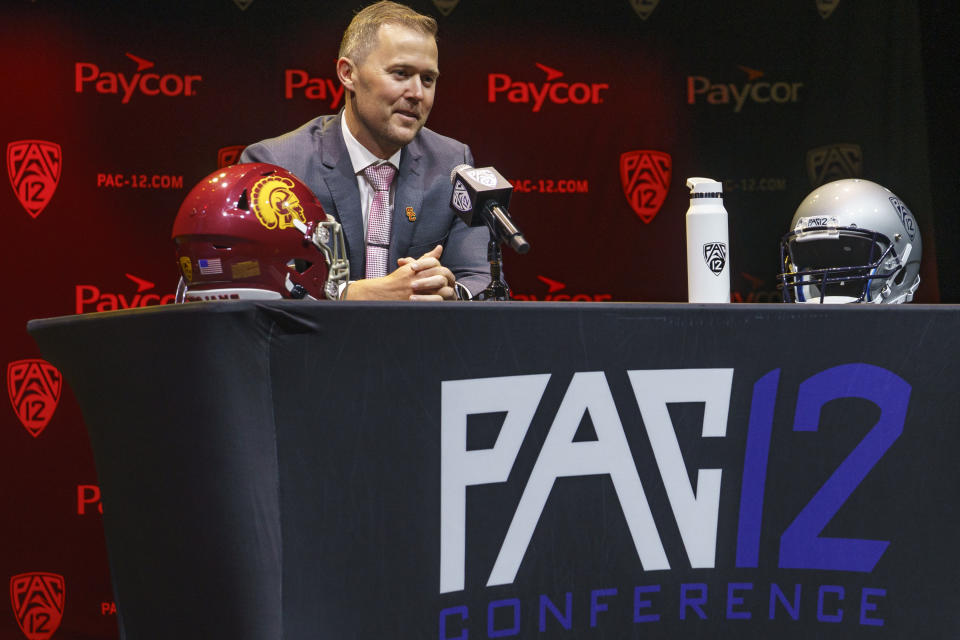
[[363, 163, 397, 279]]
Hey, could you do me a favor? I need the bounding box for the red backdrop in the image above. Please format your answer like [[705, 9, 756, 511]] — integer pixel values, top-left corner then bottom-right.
[[0, 1, 944, 637]]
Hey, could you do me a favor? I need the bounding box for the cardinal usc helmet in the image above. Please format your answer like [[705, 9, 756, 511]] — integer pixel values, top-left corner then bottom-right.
[[778, 179, 921, 304], [172, 163, 349, 302]]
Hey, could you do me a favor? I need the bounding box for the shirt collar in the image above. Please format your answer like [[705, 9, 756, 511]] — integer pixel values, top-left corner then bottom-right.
[[341, 114, 401, 174]]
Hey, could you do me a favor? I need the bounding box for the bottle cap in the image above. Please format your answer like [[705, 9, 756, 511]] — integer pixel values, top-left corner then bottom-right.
[[686, 177, 723, 198]]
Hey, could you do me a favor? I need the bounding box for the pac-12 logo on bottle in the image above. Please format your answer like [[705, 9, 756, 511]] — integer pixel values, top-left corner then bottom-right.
[[703, 242, 727, 275]]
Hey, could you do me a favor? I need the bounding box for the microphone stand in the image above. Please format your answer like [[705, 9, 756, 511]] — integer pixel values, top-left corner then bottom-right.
[[475, 231, 511, 301]]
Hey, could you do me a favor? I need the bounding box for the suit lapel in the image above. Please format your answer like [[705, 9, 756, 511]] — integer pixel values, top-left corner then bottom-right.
[[319, 114, 367, 277], [391, 136, 423, 267]]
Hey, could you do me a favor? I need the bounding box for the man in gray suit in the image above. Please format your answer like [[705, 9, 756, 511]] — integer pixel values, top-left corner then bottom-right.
[[240, 1, 488, 300]]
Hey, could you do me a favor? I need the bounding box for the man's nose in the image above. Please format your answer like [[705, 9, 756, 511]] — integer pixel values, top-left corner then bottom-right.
[[405, 76, 424, 100]]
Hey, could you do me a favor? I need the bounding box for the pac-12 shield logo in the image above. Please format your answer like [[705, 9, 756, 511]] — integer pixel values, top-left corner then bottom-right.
[[7, 359, 62, 438], [250, 176, 305, 230], [466, 168, 497, 187], [10, 572, 65, 640], [432, 0, 459, 15], [806, 143, 862, 187], [7, 140, 61, 219], [703, 242, 727, 275], [630, 0, 660, 20], [217, 145, 245, 168], [816, 0, 840, 19], [452, 180, 472, 213], [620, 150, 671, 224], [888, 196, 918, 241]]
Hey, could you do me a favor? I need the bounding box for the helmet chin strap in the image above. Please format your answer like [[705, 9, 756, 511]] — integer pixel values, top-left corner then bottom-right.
[[284, 273, 315, 301]]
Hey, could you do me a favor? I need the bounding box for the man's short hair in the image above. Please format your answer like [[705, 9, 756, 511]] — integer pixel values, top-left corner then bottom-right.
[[339, 1, 438, 64]]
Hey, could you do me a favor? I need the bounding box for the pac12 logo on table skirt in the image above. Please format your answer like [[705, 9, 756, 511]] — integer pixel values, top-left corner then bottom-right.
[[10, 572, 65, 640], [7, 359, 62, 438], [620, 150, 671, 223], [6, 140, 61, 219]]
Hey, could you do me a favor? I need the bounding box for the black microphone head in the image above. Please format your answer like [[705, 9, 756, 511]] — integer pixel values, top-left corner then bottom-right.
[[450, 166, 513, 211], [450, 163, 473, 184], [449, 165, 517, 239]]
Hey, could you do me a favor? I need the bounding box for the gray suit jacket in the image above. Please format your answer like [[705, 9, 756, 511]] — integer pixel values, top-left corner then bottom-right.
[[239, 114, 489, 295]]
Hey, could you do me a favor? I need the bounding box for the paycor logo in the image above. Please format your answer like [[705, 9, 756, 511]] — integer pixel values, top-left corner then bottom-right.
[[488, 63, 609, 112], [75, 273, 175, 314], [687, 65, 802, 112], [75, 52, 201, 104], [284, 70, 344, 108]]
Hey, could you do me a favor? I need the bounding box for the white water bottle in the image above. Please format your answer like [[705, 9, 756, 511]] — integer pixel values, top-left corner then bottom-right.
[[685, 177, 730, 303]]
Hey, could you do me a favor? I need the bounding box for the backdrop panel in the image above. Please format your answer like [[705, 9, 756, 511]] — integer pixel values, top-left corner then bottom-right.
[[2, 1, 950, 638]]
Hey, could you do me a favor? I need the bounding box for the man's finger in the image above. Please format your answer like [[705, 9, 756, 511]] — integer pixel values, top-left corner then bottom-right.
[[411, 274, 448, 290], [417, 244, 443, 261], [408, 257, 442, 273]]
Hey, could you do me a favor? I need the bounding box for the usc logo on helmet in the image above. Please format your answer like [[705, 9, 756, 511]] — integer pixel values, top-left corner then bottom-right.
[[251, 176, 305, 230]]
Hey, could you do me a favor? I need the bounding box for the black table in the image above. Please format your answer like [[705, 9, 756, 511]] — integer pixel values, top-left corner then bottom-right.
[[28, 301, 960, 639]]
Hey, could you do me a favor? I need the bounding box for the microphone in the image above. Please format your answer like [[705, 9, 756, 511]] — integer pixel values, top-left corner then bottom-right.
[[450, 164, 529, 254]]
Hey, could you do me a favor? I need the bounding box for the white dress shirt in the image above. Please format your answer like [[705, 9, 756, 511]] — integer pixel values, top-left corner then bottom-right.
[[340, 115, 401, 234], [337, 114, 469, 300]]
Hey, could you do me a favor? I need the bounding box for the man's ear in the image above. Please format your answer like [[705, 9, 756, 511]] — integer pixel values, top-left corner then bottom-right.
[[336, 57, 356, 92]]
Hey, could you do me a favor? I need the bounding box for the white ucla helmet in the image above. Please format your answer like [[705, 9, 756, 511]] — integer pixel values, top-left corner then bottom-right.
[[778, 179, 921, 304]]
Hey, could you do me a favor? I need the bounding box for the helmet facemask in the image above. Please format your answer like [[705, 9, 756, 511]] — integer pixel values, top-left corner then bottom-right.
[[779, 219, 907, 303], [285, 218, 350, 300]]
